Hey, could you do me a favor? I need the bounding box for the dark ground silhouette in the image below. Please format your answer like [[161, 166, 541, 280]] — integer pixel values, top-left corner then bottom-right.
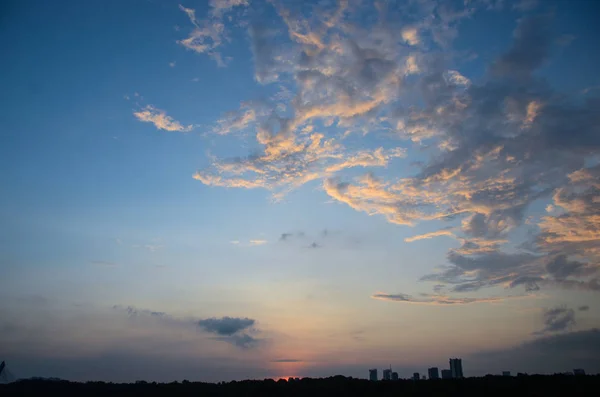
[[1, 374, 598, 396]]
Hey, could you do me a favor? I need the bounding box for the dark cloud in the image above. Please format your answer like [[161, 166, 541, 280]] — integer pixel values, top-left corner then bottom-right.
[[546, 255, 595, 280], [113, 305, 166, 318], [197, 316, 255, 336], [469, 329, 600, 375], [215, 333, 259, 349], [535, 306, 576, 335], [579, 305, 590, 311], [271, 359, 303, 363], [280, 233, 293, 241], [491, 15, 553, 77], [421, 251, 539, 292], [113, 307, 261, 349], [509, 276, 543, 292]]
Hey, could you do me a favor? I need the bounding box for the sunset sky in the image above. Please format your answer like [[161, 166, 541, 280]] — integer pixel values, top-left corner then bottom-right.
[[1, 0, 600, 382]]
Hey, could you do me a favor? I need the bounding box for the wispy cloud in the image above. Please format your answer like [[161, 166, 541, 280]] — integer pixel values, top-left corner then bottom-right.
[[371, 292, 519, 305], [132, 244, 163, 252], [404, 228, 455, 242], [133, 105, 193, 132], [177, 1, 249, 66], [249, 239, 268, 246], [271, 359, 303, 363]]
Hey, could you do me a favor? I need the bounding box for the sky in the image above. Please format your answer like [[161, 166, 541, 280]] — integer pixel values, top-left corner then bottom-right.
[[1, 0, 600, 383]]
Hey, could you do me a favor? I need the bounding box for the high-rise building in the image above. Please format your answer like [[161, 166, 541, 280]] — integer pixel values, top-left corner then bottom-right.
[[449, 358, 464, 378], [369, 369, 378, 381], [573, 369, 586, 376], [392, 372, 399, 381], [428, 367, 439, 379], [383, 369, 392, 381], [441, 369, 452, 379], [502, 371, 511, 377], [412, 372, 420, 381]]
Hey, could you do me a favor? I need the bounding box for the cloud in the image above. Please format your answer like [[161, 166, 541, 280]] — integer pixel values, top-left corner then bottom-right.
[[195, 134, 405, 199], [513, 0, 539, 11], [535, 306, 576, 335], [213, 105, 258, 135], [271, 359, 303, 363], [113, 307, 261, 349], [197, 316, 255, 336], [198, 316, 259, 349], [132, 244, 163, 252], [404, 228, 455, 242], [133, 105, 193, 132], [165, 1, 600, 301], [579, 305, 590, 311], [491, 15, 553, 77], [308, 242, 320, 249], [249, 239, 268, 246], [209, 0, 249, 18], [177, 1, 249, 66], [469, 329, 600, 375], [215, 333, 258, 349], [112, 305, 171, 321], [279, 233, 294, 241], [371, 292, 517, 305], [401, 27, 420, 45]]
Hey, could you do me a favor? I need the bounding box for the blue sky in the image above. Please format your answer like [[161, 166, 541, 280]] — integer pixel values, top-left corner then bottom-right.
[[1, 0, 600, 382]]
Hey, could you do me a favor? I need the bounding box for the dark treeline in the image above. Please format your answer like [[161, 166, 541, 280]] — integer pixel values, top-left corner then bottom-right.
[[1, 374, 598, 396]]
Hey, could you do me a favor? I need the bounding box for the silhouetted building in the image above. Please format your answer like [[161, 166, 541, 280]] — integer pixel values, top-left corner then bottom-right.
[[573, 369, 586, 376], [449, 358, 464, 378], [428, 367, 439, 379], [413, 373, 420, 381], [392, 372, 399, 381], [441, 369, 452, 379], [502, 371, 511, 377], [383, 369, 392, 381], [369, 369, 378, 381]]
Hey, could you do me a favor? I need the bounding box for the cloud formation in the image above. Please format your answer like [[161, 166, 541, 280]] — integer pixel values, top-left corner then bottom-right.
[[113, 306, 261, 349], [371, 292, 514, 305], [535, 306, 576, 335], [133, 105, 193, 132], [197, 316, 255, 335], [198, 316, 258, 349], [177, 1, 249, 66], [147, 1, 600, 302]]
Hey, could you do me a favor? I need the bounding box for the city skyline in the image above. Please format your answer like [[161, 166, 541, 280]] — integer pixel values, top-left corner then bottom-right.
[[2, 0, 600, 383]]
